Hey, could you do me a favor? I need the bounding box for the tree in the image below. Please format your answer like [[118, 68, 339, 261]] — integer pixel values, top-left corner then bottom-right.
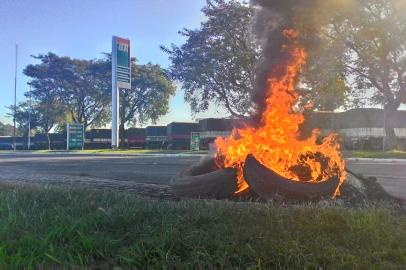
[[0, 121, 14, 136], [7, 102, 37, 148], [7, 100, 63, 150], [24, 53, 67, 149], [162, 0, 258, 118], [119, 60, 176, 147], [24, 53, 111, 132], [315, 0, 406, 148], [57, 57, 111, 130], [23, 52, 175, 149], [301, 36, 350, 111]]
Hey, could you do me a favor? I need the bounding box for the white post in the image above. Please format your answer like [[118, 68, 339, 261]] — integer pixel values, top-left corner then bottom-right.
[[81, 124, 84, 150], [112, 87, 119, 149], [28, 86, 31, 150], [66, 124, 70, 151], [13, 44, 18, 151], [383, 104, 386, 152], [112, 37, 119, 149]]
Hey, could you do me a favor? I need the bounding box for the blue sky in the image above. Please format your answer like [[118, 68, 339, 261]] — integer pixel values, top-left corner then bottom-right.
[[0, 0, 226, 125]]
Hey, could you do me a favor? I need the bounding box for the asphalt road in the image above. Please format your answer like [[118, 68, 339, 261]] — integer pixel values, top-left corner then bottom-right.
[[0, 153, 405, 199], [0, 153, 201, 185], [346, 158, 406, 200]]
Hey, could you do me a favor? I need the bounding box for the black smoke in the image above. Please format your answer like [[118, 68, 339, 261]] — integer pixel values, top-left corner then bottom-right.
[[250, 0, 320, 123]]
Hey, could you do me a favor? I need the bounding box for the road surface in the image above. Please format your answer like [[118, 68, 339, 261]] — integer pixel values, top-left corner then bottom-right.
[[0, 153, 200, 185], [0, 153, 405, 200], [346, 158, 406, 200]]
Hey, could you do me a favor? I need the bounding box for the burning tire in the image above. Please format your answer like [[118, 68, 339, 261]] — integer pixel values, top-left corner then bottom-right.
[[243, 155, 340, 200], [171, 157, 237, 199]]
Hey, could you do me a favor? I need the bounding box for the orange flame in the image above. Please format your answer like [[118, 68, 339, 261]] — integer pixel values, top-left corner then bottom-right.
[[215, 30, 346, 197]]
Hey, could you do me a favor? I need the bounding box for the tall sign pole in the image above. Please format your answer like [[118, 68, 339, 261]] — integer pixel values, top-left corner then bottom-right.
[[111, 36, 131, 149], [111, 37, 119, 149]]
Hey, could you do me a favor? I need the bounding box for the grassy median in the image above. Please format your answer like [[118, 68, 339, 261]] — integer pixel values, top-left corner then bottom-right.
[[350, 150, 406, 159], [0, 149, 210, 155], [0, 183, 405, 269]]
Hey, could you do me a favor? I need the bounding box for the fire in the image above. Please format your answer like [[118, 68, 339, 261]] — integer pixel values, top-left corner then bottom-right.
[[215, 30, 346, 197]]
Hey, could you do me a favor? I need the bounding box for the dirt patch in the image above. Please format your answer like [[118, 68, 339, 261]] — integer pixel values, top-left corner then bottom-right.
[[340, 169, 405, 210]]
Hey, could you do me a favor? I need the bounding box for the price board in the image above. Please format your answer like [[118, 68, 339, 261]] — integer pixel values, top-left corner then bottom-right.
[[112, 36, 131, 90], [67, 123, 84, 150], [190, 132, 200, 151]]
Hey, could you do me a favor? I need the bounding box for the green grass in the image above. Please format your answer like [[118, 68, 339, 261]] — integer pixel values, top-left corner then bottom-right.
[[0, 184, 405, 269], [75, 149, 209, 155], [350, 150, 406, 159], [0, 149, 209, 155], [16, 149, 156, 154], [67, 149, 155, 154]]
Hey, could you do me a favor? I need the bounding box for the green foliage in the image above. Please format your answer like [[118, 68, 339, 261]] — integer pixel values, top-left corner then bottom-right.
[[113, 58, 175, 147], [7, 99, 63, 150], [24, 53, 110, 130], [325, 0, 406, 110], [6, 102, 37, 143], [332, 0, 405, 148], [7, 99, 65, 149], [23, 53, 71, 134], [120, 60, 176, 127], [296, 0, 406, 148], [162, 0, 258, 118], [302, 72, 350, 111], [0, 121, 15, 136], [0, 184, 405, 268], [301, 18, 350, 110], [20, 52, 174, 140]]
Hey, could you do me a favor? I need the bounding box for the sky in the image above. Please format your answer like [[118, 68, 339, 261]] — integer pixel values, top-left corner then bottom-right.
[[0, 0, 227, 126]]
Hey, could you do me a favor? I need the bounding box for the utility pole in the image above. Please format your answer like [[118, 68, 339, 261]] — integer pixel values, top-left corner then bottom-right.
[[13, 44, 18, 151], [28, 85, 32, 150], [382, 102, 386, 152]]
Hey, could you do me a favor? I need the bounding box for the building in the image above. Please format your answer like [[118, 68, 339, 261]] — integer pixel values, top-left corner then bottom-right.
[[308, 109, 406, 150], [166, 122, 199, 150], [198, 118, 240, 149], [146, 126, 167, 149]]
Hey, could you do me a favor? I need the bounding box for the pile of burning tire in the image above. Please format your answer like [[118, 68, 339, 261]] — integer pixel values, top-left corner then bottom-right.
[[171, 156, 341, 201]]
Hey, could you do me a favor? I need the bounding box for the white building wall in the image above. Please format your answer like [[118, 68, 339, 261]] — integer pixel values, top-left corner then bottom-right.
[[339, 128, 406, 138], [199, 131, 231, 139]]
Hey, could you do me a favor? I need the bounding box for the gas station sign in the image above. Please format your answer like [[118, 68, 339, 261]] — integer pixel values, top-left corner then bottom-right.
[[112, 36, 131, 149], [67, 123, 84, 150], [190, 132, 200, 151], [113, 36, 131, 90]]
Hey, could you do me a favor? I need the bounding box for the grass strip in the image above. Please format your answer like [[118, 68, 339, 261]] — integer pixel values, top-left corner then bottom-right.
[[0, 183, 405, 269], [351, 150, 406, 159]]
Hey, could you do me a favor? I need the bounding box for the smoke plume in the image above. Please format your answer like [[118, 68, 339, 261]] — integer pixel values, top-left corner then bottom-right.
[[249, 0, 321, 122]]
